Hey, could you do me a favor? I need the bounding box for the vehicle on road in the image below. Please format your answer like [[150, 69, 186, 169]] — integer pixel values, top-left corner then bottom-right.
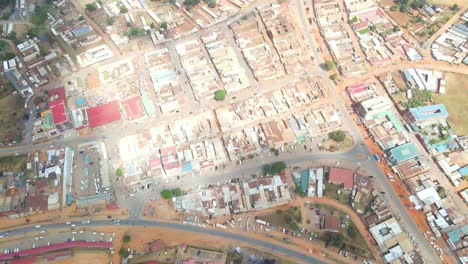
[[81, 220, 90, 224], [373, 153, 380, 162]]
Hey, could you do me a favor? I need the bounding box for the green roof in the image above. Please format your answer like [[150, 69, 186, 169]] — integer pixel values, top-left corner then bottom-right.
[[140, 90, 156, 116], [387, 142, 419, 164], [42, 111, 55, 130]]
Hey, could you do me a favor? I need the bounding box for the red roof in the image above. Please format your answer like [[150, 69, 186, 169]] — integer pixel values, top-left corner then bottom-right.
[[122, 96, 145, 120], [149, 157, 161, 168], [87, 101, 121, 128], [106, 204, 119, 210], [50, 100, 68, 125], [0, 241, 112, 260], [48, 86, 66, 103], [11, 257, 36, 264], [329, 167, 354, 189], [347, 82, 366, 95]]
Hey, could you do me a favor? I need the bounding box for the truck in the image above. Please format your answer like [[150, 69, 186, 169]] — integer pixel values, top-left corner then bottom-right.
[[255, 219, 268, 225], [373, 153, 380, 162], [215, 224, 227, 229]]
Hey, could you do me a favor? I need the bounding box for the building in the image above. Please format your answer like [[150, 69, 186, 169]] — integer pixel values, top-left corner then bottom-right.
[[357, 96, 392, 120], [122, 96, 145, 120], [3, 67, 34, 102], [321, 210, 340, 232], [369, 217, 403, 245], [329, 167, 354, 189], [386, 142, 419, 165], [406, 104, 448, 127], [86, 101, 121, 128]]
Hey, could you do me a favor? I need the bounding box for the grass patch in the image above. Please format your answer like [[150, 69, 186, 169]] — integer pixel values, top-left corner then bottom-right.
[[322, 132, 354, 152], [0, 155, 27, 172], [433, 73, 468, 135], [0, 94, 25, 144], [358, 28, 369, 34], [258, 206, 302, 231], [325, 183, 351, 206]]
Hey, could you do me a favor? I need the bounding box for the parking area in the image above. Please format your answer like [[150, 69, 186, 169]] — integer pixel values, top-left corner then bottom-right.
[[73, 143, 108, 198]]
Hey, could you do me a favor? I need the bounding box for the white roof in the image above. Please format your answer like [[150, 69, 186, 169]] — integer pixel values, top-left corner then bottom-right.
[[416, 186, 441, 206]]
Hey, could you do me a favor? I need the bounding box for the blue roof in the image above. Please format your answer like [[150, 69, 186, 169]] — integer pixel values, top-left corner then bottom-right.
[[76, 97, 85, 106], [387, 142, 419, 164], [300, 170, 309, 192], [182, 162, 192, 172], [409, 104, 448, 122], [459, 167, 468, 176], [72, 25, 93, 37]]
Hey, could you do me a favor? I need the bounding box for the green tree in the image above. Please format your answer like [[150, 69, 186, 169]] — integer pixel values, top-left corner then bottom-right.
[[294, 186, 305, 197], [160, 21, 169, 30], [2, 52, 15, 60], [393, 25, 400, 32], [1, 11, 12, 20], [129, 27, 146, 37], [6, 31, 17, 42], [118, 248, 130, 258], [452, 4, 459, 11], [207, 0, 216, 8], [168, 0, 176, 4], [14, 134, 22, 142], [411, 0, 426, 9], [171, 188, 182, 197], [119, 5, 128, 13], [352, 16, 358, 23], [85, 3, 97, 12], [161, 189, 173, 200], [115, 168, 123, 177], [27, 27, 39, 37], [400, 3, 409, 13], [107, 17, 114, 26], [275, 209, 282, 215], [272, 161, 287, 173], [324, 60, 335, 71], [0, 40, 8, 51], [214, 89, 227, 101], [347, 226, 357, 238], [328, 130, 346, 142], [391, 4, 400, 11], [329, 73, 338, 80], [122, 234, 131, 243], [33, 97, 44, 105]]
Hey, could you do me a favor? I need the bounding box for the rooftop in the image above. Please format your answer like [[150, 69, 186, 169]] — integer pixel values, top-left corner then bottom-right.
[[409, 104, 448, 122], [387, 142, 419, 165], [329, 167, 354, 189], [86, 101, 121, 128]]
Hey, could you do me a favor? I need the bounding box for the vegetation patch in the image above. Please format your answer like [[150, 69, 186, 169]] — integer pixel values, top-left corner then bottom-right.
[[258, 206, 302, 231], [0, 155, 27, 172], [325, 183, 351, 206], [0, 94, 25, 144]]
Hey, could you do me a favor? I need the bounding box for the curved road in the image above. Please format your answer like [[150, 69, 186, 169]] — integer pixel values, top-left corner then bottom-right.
[[0, 220, 324, 264]]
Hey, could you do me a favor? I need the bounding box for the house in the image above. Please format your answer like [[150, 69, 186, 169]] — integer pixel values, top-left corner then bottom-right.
[[386, 142, 419, 165], [369, 217, 403, 245], [86, 101, 121, 128], [406, 104, 448, 127], [329, 167, 354, 189], [321, 210, 340, 232], [357, 96, 392, 120]]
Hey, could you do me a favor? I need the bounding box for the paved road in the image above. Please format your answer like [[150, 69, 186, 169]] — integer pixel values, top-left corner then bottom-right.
[[294, 0, 438, 262], [0, 220, 324, 264]]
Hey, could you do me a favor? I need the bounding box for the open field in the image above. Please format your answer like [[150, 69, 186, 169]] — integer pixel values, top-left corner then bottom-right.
[[324, 183, 351, 205], [0, 155, 27, 172], [426, 0, 467, 6], [0, 93, 25, 144], [259, 206, 303, 231], [322, 132, 354, 152], [43, 251, 111, 264], [433, 73, 468, 135]]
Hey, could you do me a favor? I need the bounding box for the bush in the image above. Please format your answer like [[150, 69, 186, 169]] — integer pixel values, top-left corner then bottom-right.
[[393, 25, 400, 32], [452, 4, 459, 11], [160, 21, 168, 30], [107, 17, 114, 26], [115, 168, 123, 177], [118, 248, 130, 258], [122, 234, 131, 243], [85, 3, 97, 12], [328, 130, 346, 142], [306, 219, 311, 224], [263, 161, 287, 176], [214, 89, 227, 101], [129, 27, 146, 37], [352, 16, 358, 23], [325, 60, 335, 71], [33, 97, 44, 105], [171, 188, 182, 197], [119, 5, 128, 13], [391, 4, 400, 11], [161, 189, 173, 200], [329, 73, 338, 81]]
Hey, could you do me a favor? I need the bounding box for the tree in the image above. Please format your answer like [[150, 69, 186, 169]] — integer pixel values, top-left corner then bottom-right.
[[119, 5, 128, 13], [206, 0, 216, 8], [393, 25, 400, 32], [14, 134, 22, 142], [400, 3, 409, 13], [0, 40, 7, 51], [347, 226, 357, 238], [329, 73, 338, 80], [2, 52, 15, 60], [118, 248, 130, 258], [214, 89, 227, 101], [324, 60, 335, 71], [161, 189, 173, 200], [411, 0, 426, 9], [85, 3, 97, 12], [115, 168, 123, 177], [306, 219, 311, 224], [391, 4, 400, 11], [160, 21, 169, 30], [6, 31, 17, 42], [33, 97, 44, 105], [275, 209, 282, 215], [168, 0, 176, 4], [294, 186, 305, 197], [107, 17, 114, 26], [328, 130, 346, 142], [352, 16, 358, 23], [1, 11, 12, 20], [27, 27, 39, 38], [171, 188, 182, 197], [451, 4, 459, 11], [122, 234, 131, 243], [272, 161, 287, 173], [128, 27, 146, 37]]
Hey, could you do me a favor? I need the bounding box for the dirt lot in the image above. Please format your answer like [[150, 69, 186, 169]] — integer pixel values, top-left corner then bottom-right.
[[39, 251, 110, 264], [433, 73, 468, 135], [322, 132, 354, 152], [0, 93, 25, 144]]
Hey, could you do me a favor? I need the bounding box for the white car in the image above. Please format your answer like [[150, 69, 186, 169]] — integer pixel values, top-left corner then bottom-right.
[[81, 220, 90, 224], [35, 225, 41, 228], [66, 222, 71, 225]]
